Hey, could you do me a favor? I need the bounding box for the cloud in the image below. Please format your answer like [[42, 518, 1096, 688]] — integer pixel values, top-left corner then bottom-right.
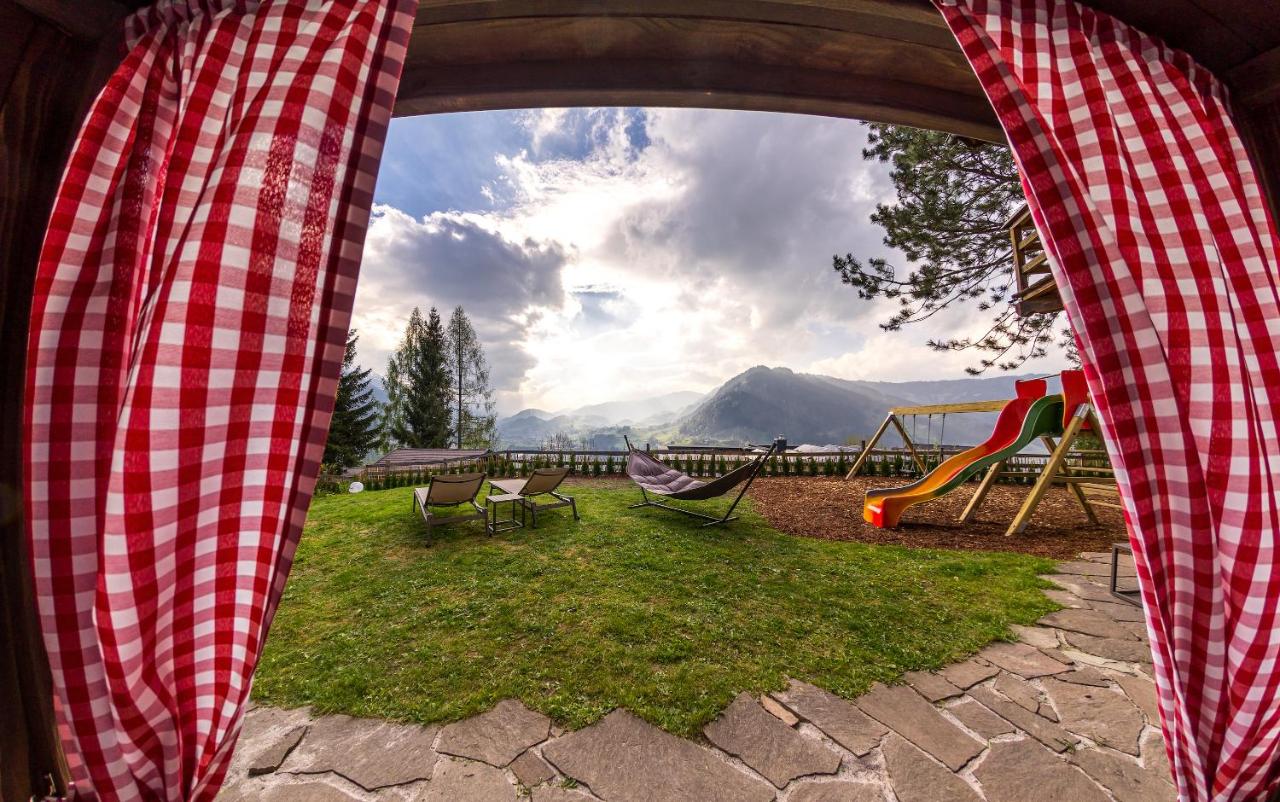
[[351, 205, 569, 407], [355, 107, 1059, 414]]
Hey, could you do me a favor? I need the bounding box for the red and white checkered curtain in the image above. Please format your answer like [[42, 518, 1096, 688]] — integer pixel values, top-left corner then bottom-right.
[[936, 1, 1280, 799], [24, 1, 413, 798]]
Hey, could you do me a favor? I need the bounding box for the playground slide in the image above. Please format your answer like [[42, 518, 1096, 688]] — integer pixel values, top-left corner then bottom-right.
[[863, 381, 1065, 529]]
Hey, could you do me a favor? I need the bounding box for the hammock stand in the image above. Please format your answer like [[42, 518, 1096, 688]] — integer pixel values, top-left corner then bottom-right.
[[623, 436, 779, 527]]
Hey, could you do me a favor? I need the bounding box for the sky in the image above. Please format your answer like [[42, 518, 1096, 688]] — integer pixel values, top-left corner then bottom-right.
[[352, 107, 1070, 416]]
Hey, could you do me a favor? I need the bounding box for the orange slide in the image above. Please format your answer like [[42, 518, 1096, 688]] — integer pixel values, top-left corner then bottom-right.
[[864, 378, 1062, 528]]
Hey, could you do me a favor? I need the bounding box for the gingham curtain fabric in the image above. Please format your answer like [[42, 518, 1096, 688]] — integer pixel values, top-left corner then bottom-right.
[[935, 1, 1280, 799], [24, 1, 414, 798]]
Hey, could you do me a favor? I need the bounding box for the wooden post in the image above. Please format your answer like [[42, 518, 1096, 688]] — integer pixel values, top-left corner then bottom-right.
[[1006, 404, 1091, 536], [959, 459, 1004, 523], [1041, 434, 1099, 525], [845, 415, 892, 479], [889, 415, 928, 474]]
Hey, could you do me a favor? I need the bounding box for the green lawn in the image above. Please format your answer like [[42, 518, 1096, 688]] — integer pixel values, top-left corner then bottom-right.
[[254, 482, 1057, 737]]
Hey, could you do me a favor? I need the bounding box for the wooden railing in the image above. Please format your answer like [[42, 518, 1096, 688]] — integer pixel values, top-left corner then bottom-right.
[[1008, 204, 1064, 315], [339, 446, 1113, 492]]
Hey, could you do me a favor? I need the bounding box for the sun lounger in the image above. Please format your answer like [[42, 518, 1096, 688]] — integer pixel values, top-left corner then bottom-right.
[[411, 472, 487, 543]]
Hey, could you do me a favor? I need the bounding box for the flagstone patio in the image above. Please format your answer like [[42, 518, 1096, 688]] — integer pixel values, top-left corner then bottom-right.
[[218, 550, 1173, 801]]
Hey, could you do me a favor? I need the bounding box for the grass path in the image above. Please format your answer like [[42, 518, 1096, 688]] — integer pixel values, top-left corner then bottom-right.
[[254, 483, 1057, 737]]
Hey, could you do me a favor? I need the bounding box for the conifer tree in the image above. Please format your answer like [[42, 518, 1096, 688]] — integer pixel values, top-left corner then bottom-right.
[[323, 330, 382, 469], [445, 306, 498, 449], [385, 307, 453, 448], [831, 123, 1074, 373]]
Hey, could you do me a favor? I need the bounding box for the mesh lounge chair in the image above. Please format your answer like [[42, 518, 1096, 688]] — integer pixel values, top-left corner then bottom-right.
[[623, 437, 778, 526], [412, 472, 487, 543], [490, 467, 578, 527]]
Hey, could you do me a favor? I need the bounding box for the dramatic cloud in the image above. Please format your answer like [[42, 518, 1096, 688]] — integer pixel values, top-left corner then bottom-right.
[[352, 107, 1067, 414]]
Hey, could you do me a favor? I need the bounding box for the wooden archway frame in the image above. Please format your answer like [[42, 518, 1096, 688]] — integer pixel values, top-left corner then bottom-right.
[[3, 1, 1280, 797], [395, 0, 1005, 141]]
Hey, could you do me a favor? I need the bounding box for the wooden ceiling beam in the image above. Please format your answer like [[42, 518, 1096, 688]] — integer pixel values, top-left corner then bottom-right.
[[398, 2, 1006, 141], [13, 0, 127, 41], [1228, 46, 1280, 109], [395, 57, 1005, 141]]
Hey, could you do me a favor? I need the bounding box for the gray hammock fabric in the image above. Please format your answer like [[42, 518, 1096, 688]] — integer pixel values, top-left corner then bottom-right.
[[625, 449, 765, 501]]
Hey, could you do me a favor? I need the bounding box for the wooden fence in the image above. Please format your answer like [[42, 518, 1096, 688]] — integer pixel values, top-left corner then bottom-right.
[[331, 446, 1113, 493]]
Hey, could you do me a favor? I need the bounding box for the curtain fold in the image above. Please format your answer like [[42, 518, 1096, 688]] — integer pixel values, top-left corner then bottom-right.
[[934, 2, 1280, 800], [24, 1, 414, 798]]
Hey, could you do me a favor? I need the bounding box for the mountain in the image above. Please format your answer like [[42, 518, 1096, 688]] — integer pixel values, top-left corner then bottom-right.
[[673, 366, 1048, 447], [494, 366, 1053, 450], [676, 367, 914, 446], [497, 391, 706, 448], [569, 391, 705, 426]]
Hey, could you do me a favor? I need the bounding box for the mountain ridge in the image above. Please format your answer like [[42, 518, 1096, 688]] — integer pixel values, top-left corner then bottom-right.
[[496, 365, 1047, 449]]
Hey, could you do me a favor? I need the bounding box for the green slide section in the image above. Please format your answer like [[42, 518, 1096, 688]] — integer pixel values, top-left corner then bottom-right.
[[864, 395, 1065, 528]]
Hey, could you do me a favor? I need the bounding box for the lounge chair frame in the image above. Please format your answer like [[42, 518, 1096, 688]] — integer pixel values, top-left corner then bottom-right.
[[412, 472, 487, 544], [623, 437, 777, 527], [490, 467, 579, 527]]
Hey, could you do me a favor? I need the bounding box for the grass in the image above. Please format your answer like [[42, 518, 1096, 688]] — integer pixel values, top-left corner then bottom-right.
[[254, 482, 1057, 737]]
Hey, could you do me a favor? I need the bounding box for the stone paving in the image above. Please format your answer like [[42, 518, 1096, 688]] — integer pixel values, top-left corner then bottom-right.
[[219, 550, 1173, 801]]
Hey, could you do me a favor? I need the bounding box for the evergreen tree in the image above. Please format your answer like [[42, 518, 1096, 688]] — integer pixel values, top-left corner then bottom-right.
[[386, 307, 453, 448], [831, 123, 1074, 373], [324, 330, 382, 468], [446, 306, 498, 449]]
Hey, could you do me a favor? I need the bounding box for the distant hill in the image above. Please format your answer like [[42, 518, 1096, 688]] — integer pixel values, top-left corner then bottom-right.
[[496, 391, 706, 448], [570, 391, 705, 426], [676, 367, 913, 445], [673, 367, 1049, 448], [491, 366, 1059, 450]]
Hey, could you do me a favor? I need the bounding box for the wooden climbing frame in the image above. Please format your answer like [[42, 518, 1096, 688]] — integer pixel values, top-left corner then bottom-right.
[[844, 400, 1007, 480], [957, 402, 1119, 536]]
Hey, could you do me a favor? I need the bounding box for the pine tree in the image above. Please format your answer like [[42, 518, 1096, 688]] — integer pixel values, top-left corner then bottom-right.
[[832, 123, 1075, 373], [387, 307, 453, 448], [324, 330, 382, 469], [445, 306, 498, 450]]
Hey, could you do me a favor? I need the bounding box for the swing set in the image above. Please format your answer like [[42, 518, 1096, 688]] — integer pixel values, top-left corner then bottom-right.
[[846, 373, 1122, 536]]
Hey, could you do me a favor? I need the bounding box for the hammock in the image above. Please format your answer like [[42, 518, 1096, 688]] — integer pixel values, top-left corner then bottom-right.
[[623, 438, 778, 526]]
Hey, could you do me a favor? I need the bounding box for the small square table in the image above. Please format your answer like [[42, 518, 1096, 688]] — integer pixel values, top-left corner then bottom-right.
[[486, 492, 525, 535]]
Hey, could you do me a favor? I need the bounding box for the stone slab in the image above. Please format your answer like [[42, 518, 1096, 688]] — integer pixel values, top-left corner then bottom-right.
[[854, 684, 983, 772], [788, 781, 884, 802], [1071, 747, 1176, 802], [1055, 560, 1135, 578], [542, 710, 774, 802], [993, 673, 1056, 722], [1114, 673, 1161, 724], [704, 692, 840, 788], [1045, 577, 1121, 603], [416, 756, 517, 802], [533, 788, 598, 802], [979, 642, 1071, 679], [1056, 666, 1112, 688], [259, 781, 362, 801], [975, 739, 1110, 802], [1087, 600, 1147, 622], [511, 750, 557, 787], [437, 699, 551, 767], [249, 725, 306, 776], [1043, 589, 1087, 608], [760, 694, 799, 727], [949, 699, 1014, 739], [968, 687, 1079, 753], [880, 732, 982, 802], [1042, 678, 1144, 755], [1010, 625, 1060, 650], [282, 714, 439, 790], [905, 671, 963, 702], [939, 658, 999, 690], [1041, 608, 1140, 641], [1064, 632, 1153, 664], [773, 680, 888, 756]]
